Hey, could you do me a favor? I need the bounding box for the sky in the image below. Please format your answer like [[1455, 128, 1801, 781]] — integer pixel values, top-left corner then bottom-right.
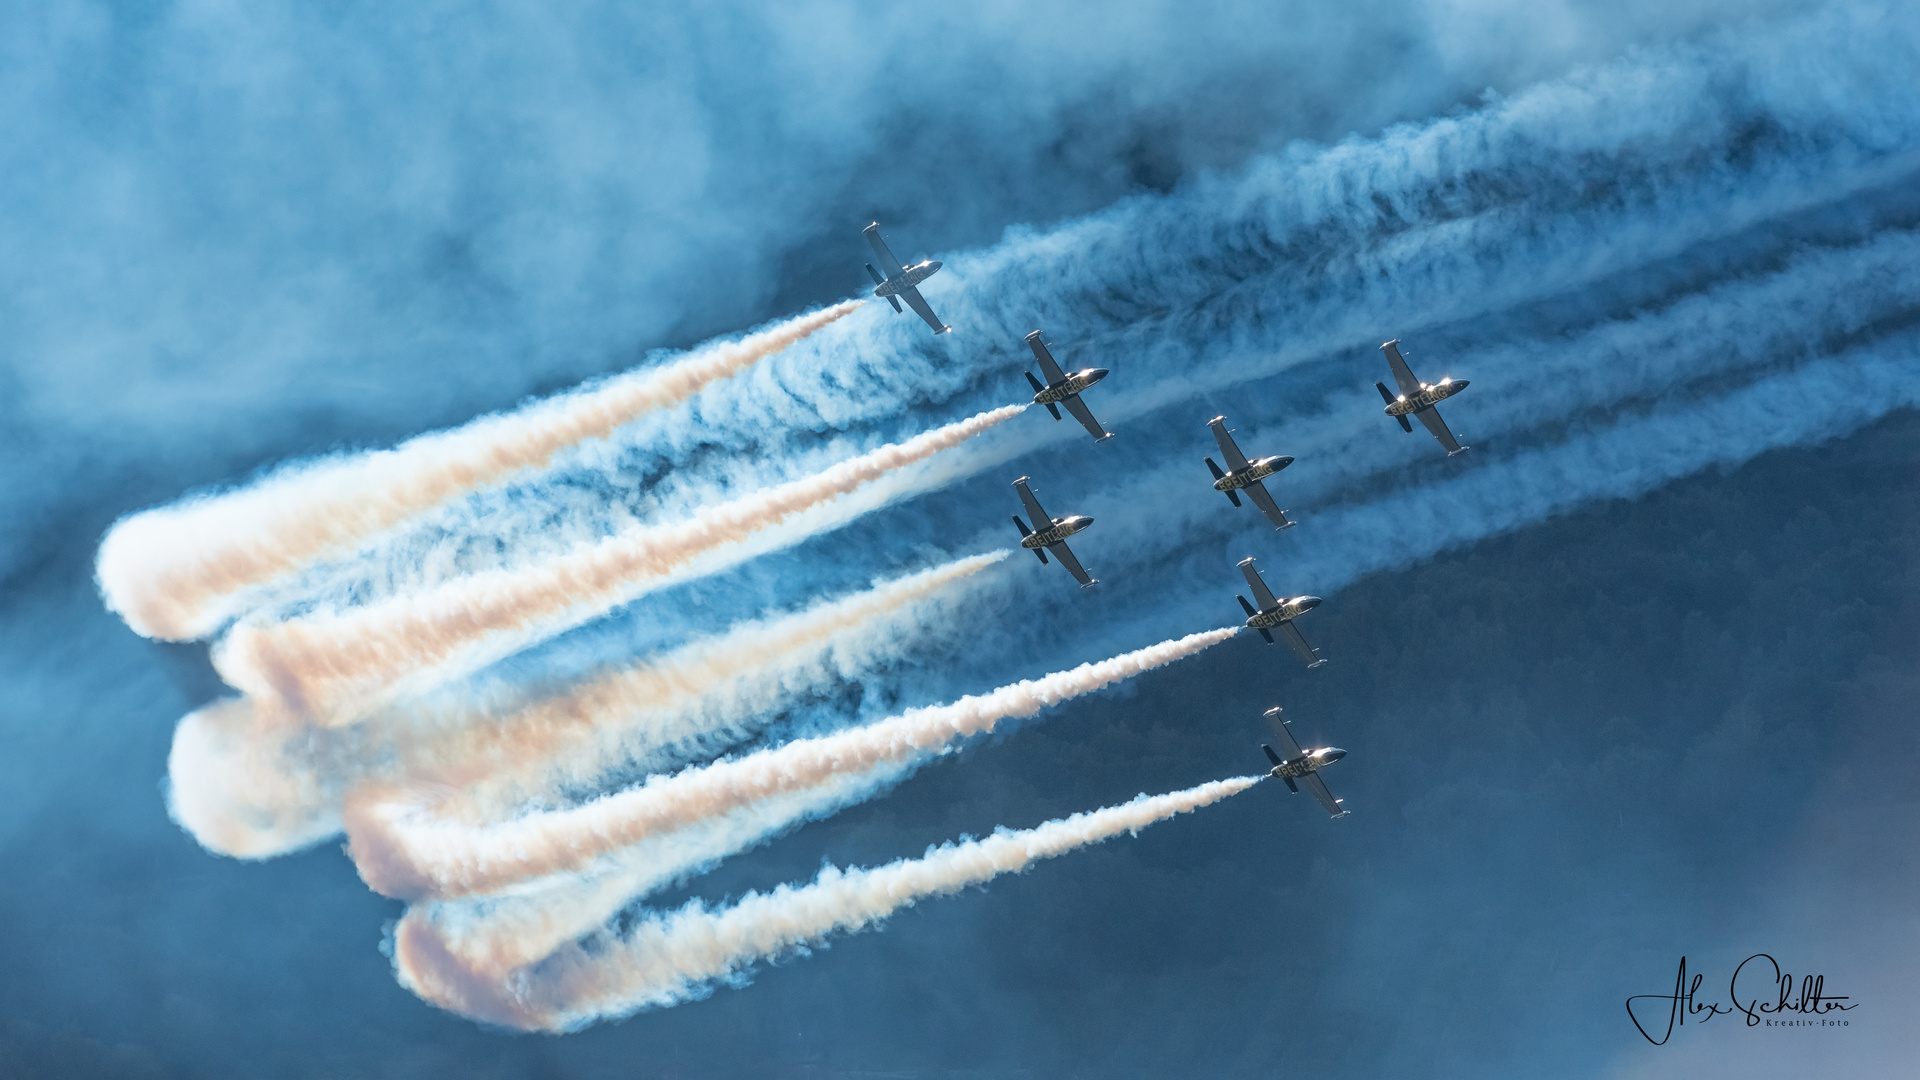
[[3, 0, 1918, 1076]]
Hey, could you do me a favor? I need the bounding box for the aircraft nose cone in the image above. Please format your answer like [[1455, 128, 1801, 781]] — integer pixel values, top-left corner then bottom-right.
[[1455, 379, 1469, 389], [927, 260, 943, 272], [1087, 368, 1110, 384], [1299, 596, 1323, 611], [1324, 748, 1347, 762]]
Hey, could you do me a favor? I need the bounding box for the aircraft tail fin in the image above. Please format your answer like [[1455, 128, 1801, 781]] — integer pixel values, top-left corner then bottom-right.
[[1206, 459, 1242, 506], [1024, 372, 1063, 419], [1013, 516, 1047, 563], [1377, 382, 1413, 432], [866, 264, 904, 312]]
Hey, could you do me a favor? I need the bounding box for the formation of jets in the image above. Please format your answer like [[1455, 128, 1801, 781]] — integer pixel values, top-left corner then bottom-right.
[[860, 222, 1484, 821]]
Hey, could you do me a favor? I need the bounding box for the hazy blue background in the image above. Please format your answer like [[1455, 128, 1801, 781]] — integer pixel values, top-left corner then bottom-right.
[[3, 1, 1915, 1076]]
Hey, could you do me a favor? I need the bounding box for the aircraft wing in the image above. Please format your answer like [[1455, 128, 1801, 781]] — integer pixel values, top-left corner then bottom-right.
[[1243, 480, 1293, 530], [1277, 619, 1325, 668], [1263, 709, 1306, 758], [1380, 340, 1423, 397], [1414, 405, 1466, 454], [1048, 539, 1096, 586], [1299, 770, 1347, 817], [1061, 393, 1109, 440], [899, 285, 950, 334], [1025, 331, 1069, 385], [1238, 558, 1281, 611], [864, 224, 902, 273], [1207, 417, 1252, 472], [1014, 478, 1052, 531]]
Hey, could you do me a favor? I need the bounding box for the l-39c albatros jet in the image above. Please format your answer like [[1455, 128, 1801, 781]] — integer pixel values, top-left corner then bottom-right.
[[1023, 330, 1111, 441], [1011, 476, 1097, 587], [1376, 338, 1470, 455], [1260, 707, 1349, 818], [1205, 416, 1295, 529], [1235, 556, 1326, 668], [863, 222, 951, 335]]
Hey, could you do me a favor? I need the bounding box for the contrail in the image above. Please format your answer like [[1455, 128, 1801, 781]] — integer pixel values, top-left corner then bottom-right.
[[96, 301, 861, 642], [211, 405, 1024, 725], [344, 627, 1239, 899], [167, 554, 1004, 859], [393, 776, 1262, 1029]]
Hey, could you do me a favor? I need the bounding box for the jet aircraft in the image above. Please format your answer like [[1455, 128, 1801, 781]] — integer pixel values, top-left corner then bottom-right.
[[1023, 330, 1111, 441], [863, 222, 951, 335], [1259, 707, 1349, 818], [1204, 416, 1295, 529], [1375, 338, 1470, 454], [1010, 476, 1097, 587], [1235, 556, 1325, 668]]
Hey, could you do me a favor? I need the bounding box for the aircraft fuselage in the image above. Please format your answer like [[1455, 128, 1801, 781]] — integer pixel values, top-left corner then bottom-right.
[[1213, 454, 1294, 492], [873, 260, 942, 297], [1384, 378, 1469, 416], [1270, 747, 1346, 780], [1032, 368, 1108, 405], [1245, 595, 1321, 628], [1020, 515, 1093, 549]]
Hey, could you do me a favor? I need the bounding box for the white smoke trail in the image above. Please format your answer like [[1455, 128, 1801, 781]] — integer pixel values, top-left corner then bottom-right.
[[393, 776, 1262, 1030], [400, 763, 910, 990], [210, 405, 1024, 726], [96, 301, 861, 642], [631, 5, 1920, 473], [1076, 225, 1920, 567], [345, 627, 1239, 899], [396, 550, 1013, 819], [166, 554, 1005, 859]]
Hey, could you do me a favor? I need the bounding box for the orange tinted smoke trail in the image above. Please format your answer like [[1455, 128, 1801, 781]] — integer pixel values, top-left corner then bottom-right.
[[213, 404, 1026, 726], [346, 627, 1239, 900], [395, 777, 1263, 1029], [97, 301, 861, 642]]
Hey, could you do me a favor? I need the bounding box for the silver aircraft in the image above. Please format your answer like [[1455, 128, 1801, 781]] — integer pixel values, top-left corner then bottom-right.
[[1235, 556, 1325, 668], [1260, 707, 1348, 818], [1375, 338, 1470, 455], [1023, 331, 1111, 441], [1011, 477, 1097, 587], [863, 222, 951, 335], [1205, 416, 1295, 529]]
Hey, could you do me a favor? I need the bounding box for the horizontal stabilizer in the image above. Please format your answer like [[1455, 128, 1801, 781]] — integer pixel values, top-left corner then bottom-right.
[[1258, 627, 1275, 644], [1034, 548, 1048, 565], [1205, 459, 1242, 506], [1377, 382, 1413, 432], [864, 262, 886, 286], [1397, 414, 1413, 433], [1024, 371, 1062, 422], [1261, 744, 1282, 767], [1011, 515, 1032, 538], [1237, 594, 1258, 619], [1283, 775, 1298, 793]]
